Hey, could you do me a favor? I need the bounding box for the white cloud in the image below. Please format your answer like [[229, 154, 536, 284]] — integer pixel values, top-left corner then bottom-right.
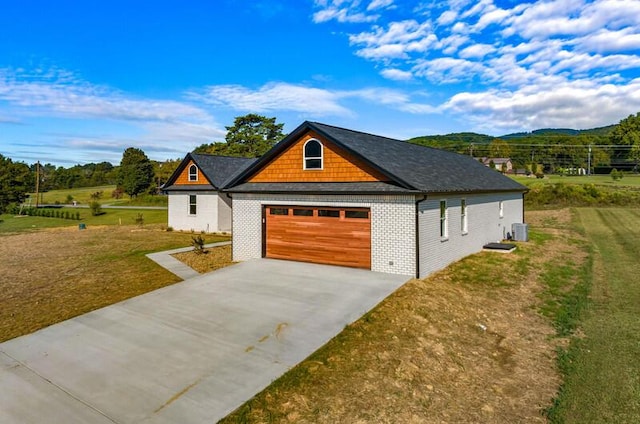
[[312, 0, 380, 23], [575, 28, 640, 53], [190, 82, 439, 116], [437, 10, 457, 25], [0, 68, 212, 123], [380, 68, 414, 80], [191, 82, 351, 115], [444, 78, 640, 132], [458, 43, 495, 59], [367, 0, 394, 11]]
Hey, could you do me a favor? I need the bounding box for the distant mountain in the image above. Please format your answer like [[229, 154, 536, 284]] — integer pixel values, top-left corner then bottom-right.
[[501, 125, 615, 139], [408, 124, 616, 145], [408, 132, 495, 145]]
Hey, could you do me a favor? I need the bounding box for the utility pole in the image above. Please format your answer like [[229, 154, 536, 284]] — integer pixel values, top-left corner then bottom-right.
[[35, 161, 40, 208], [588, 145, 592, 176]]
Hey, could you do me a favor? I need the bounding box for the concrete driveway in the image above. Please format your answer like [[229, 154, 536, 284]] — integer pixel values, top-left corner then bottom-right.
[[0, 259, 408, 424]]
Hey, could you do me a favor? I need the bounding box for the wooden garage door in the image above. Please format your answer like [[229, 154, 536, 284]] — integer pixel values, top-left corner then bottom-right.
[[265, 206, 371, 269]]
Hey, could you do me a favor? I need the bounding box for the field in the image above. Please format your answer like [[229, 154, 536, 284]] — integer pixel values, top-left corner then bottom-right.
[[28, 185, 167, 206], [512, 173, 640, 188], [0, 225, 229, 342]]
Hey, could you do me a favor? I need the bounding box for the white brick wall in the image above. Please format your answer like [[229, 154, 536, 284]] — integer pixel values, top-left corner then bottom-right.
[[417, 192, 523, 278], [168, 192, 232, 233], [231, 193, 416, 276]]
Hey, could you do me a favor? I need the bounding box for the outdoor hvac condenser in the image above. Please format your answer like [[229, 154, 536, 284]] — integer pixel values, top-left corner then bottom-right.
[[512, 223, 529, 242]]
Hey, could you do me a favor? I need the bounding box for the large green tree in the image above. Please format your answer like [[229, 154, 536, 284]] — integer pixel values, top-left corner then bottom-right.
[[194, 114, 285, 158], [116, 147, 155, 197], [0, 155, 33, 212], [610, 112, 640, 164]]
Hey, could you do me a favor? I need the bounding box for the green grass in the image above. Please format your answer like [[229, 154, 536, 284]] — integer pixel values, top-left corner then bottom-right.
[[29, 185, 167, 207], [546, 208, 640, 423], [0, 208, 167, 233], [511, 174, 640, 188]]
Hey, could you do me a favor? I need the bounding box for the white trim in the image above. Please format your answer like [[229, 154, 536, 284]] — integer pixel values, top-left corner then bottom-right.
[[439, 199, 448, 240], [188, 164, 198, 181], [303, 138, 323, 170]]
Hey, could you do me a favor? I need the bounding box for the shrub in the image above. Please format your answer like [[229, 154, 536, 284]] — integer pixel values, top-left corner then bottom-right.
[[89, 191, 104, 200], [75, 212, 80, 220], [191, 235, 207, 254], [112, 188, 124, 199], [134, 213, 144, 227], [66, 194, 74, 203], [89, 201, 103, 216], [610, 168, 623, 181], [65, 211, 70, 220]]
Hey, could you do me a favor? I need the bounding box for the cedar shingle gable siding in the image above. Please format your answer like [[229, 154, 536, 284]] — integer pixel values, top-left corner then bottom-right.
[[174, 160, 206, 185], [249, 131, 389, 183]]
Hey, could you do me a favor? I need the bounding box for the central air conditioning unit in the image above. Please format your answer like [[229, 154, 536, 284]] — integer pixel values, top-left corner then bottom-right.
[[512, 223, 529, 242]]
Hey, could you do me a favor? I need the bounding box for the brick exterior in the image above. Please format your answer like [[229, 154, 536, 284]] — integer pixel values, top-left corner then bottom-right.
[[168, 192, 233, 233], [232, 193, 416, 276], [417, 192, 523, 278]]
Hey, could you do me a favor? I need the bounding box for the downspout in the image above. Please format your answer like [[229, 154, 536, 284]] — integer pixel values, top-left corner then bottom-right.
[[415, 194, 428, 279]]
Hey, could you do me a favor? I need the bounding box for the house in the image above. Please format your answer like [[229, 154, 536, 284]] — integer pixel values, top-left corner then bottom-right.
[[162, 153, 256, 233], [480, 157, 513, 173], [225, 121, 528, 278]]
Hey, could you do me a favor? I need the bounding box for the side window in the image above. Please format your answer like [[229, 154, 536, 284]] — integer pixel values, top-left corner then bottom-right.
[[303, 139, 323, 170], [188, 164, 198, 181], [499, 200, 504, 218], [440, 200, 448, 239], [189, 195, 197, 215], [461, 199, 468, 234]]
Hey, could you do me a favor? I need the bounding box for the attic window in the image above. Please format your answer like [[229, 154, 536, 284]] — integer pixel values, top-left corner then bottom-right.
[[303, 139, 323, 170], [188, 164, 198, 181]]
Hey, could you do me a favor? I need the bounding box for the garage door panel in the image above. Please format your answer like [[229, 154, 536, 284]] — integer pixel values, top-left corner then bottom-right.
[[265, 206, 371, 269]]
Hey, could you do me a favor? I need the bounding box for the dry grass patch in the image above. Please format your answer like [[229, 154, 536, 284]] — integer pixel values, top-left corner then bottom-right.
[[0, 225, 229, 343], [172, 244, 235, 274], [222, 210, 585, 423]]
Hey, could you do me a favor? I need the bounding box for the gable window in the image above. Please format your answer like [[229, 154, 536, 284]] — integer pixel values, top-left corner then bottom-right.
[[188, 164, 198, 182], [499, 200, 504, 218], [461, 199, 468, 234], [189, 195, 197, 215], [303, 139, 323, 170], [440, 200, 448, 239]]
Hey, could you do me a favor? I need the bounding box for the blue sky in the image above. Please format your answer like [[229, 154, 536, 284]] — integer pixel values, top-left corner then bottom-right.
[[1, 0, 640, 166]]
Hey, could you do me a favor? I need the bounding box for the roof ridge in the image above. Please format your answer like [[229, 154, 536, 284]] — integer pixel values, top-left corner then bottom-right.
[[308, 121, 439, 151]]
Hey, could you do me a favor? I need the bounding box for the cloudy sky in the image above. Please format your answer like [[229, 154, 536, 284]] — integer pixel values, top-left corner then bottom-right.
[[1, 0, 639, 166]]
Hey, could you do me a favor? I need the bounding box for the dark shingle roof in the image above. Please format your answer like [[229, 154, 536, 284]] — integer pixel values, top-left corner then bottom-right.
[[163, 154, 256, 191], [227, 122, 526, 194]]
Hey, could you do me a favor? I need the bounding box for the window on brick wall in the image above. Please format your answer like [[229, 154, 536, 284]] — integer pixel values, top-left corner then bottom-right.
[[461, 198, 468, 234], [440, 200, 448, 239], [189, 195, 197, 215]]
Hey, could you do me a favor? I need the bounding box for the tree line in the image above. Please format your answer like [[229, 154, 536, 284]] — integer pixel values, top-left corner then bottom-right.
[[409, 112, 640, 174], [0, 114, 284, 213]]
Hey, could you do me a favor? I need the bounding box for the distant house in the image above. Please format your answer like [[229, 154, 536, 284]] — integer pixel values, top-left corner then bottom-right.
[[480, 157, 513, 173], [225, 121, 528, 278], [162, 154, 256, 233]]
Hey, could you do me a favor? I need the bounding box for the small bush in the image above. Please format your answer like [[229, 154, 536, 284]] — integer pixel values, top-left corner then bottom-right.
[[610, 168, 623, 181], [112, 188, 124, 199], [191, 235, 207, 254], [134, 213, 144, 227], [166, 226, 174, 232], [89, 201, 103, 216], [75, 212, 80, 220]]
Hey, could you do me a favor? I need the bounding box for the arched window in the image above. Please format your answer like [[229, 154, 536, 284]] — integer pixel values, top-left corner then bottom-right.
[[188, 164, 198, 181], [303, 139, 323, 170]]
